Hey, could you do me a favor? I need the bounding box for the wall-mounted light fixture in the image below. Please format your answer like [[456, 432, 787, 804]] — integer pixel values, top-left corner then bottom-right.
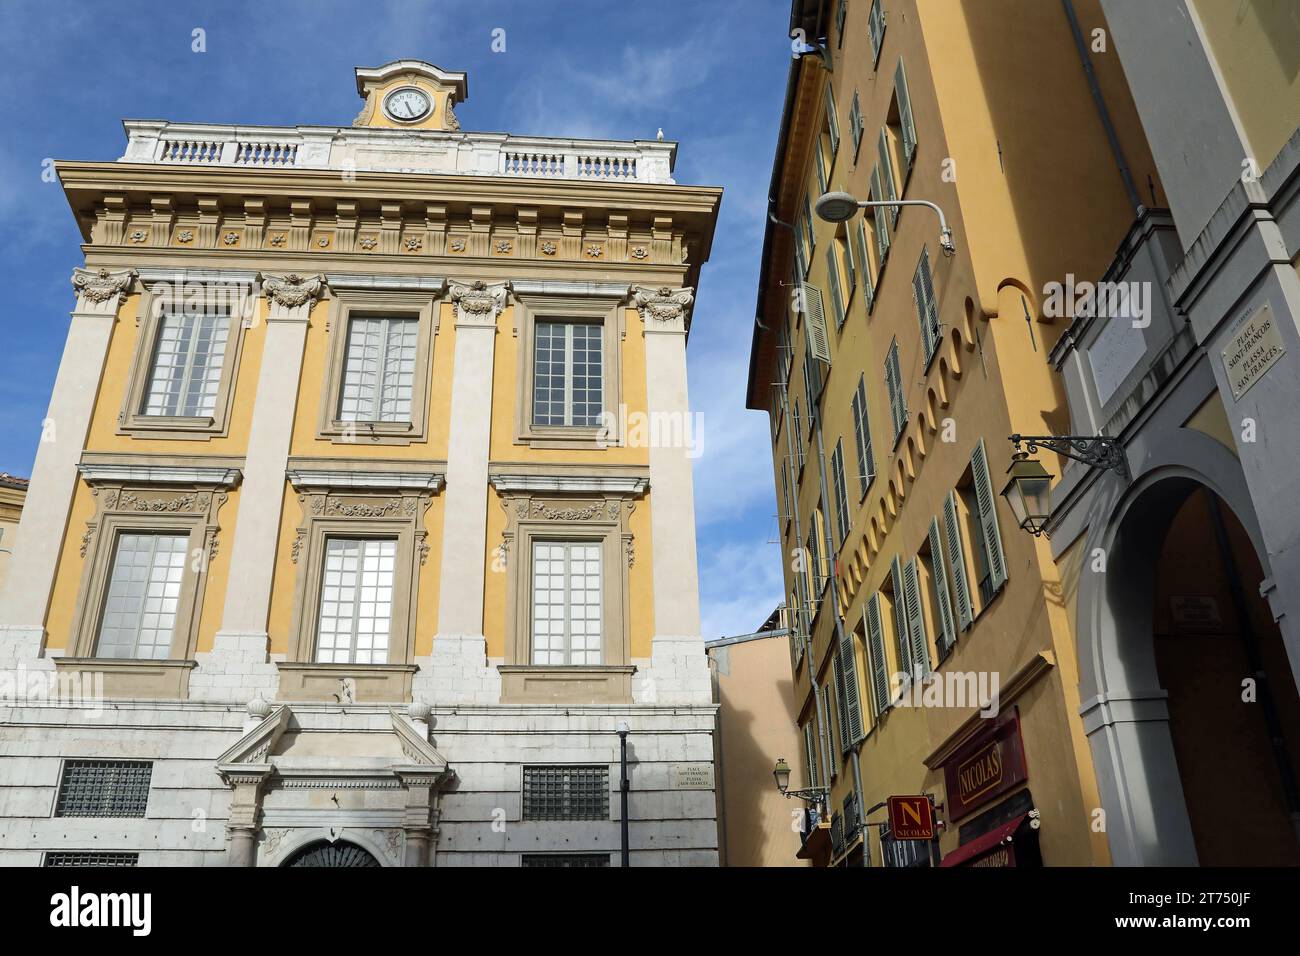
[[1002, 434, 1128, 536], [815, 190, 956, 256]]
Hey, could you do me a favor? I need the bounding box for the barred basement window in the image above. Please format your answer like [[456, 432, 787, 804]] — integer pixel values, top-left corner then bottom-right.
[[521, 853, 611, 867], [44, 851, 139, 867], [522, 765, 610, 821], [55, 760, 152, 818]]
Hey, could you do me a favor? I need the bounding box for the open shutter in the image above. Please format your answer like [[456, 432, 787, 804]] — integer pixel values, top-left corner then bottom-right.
[[864, 594, 890, 717], [826, 246, 846, 328], [929, 518, 958, 655], [825, 88, 840, 156], [850, 91, 863, 154], [886, 339, 906, 439], [852, 376, 875, 497], [895, 59, 917, 168], [823, 684, 839, 773], [914, 247, 939, 361], [890, 556, 909, 679], [804, 285, 831, 363], [903, 557, 931, 679], [870, 167, 891, 264], [803, 722, 819, 788], [944, 489, 975, 630], [971, 438, 1008, 592], [838, 628, 866, 744], [868, 0, 886, 63], [877, 129, 899, 227], [854, 220, 874, 312]]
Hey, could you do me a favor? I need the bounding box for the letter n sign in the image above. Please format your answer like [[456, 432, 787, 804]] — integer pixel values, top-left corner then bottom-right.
[[888, 795, 935, 840]]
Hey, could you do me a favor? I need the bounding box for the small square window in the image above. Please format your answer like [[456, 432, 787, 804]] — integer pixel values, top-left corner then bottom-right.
[[55, 760, 152, 818], [522, 765, 610, 821]]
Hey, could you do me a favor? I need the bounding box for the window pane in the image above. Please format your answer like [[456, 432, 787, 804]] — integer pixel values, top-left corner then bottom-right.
[[339, 317, 417, 422], [96, 533, 188, 660], [533, 321, 603, 427], [142, 313, 230, 417], [531, 540, 602, 665], [315, 537, 396, 664]]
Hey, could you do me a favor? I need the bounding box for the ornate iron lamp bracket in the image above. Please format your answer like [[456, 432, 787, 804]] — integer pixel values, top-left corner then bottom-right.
[[1009, 434, 1129, 479]]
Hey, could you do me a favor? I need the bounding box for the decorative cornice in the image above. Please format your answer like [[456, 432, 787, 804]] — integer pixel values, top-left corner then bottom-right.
[[632, 285, 694, 327], [489, 474, 648, 494], [262, 273, 325, 309], [77, 462, 243, 487], [448, 279, 509, 322], [286, 469, 444, 492], [326, 273, 445, 293], [511, 279, 630, 298], [71, 266, 135, 308]]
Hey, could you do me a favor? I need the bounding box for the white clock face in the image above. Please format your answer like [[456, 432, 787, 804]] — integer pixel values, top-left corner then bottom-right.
[[384, 87, 432, 122]]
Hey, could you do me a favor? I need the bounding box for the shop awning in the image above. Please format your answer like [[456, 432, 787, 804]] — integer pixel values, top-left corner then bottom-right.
[[939, 813, 1029, 867]]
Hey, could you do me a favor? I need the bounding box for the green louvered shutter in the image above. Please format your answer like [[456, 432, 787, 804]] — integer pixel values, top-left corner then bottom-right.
[[929, 517, 958, 655], [804, 721, 819, 788], [826, 246, 846, 329], [864, 593, 890, 717], [838, 628, 865, 744], [903, 557, 931, 678], [877, 130, 898, 227], [913, 247, 939, 362], [870, 166, 891, 264], [895, 59, 917, 169], [944, 489, 975, 630], [832, 652, 850, 753], [853, 220, 874, 312], [825, 88, 840, 156], [890, 556, 908, 680], [971, 438, 1008, 592], [804, 285, 830, 364]]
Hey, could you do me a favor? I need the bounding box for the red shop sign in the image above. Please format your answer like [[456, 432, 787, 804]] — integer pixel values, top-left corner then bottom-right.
[[887, 795, 935, 841], [941, 711, 1028, 821]]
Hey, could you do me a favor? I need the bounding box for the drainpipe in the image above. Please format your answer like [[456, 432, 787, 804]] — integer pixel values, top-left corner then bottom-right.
[[1063, 0, 1143, 215]]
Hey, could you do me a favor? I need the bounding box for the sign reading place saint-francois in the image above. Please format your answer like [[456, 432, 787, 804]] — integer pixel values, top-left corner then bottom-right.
[[1222, 302, 1286, 401]]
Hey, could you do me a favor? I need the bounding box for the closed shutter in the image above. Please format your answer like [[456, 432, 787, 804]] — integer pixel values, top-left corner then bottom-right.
[[804, 722, 819, 788], [895, 59, 917, 168], [878, 129, 899, 227], [890, 556, 908, 679], [803, 285, 831, 364], [971, 438, 1008, 592], [825, 88, 840, 156], [795, 221, 809, 279], [929, 518, 958, 655], [832, 652, 850, 754], [943, 489, 975, 630], [852, 376, 875, 497], [885, 338, 906, 439], [838, 628, 866, 744], [850, 91, 863, 154], [826, 246, 846, 328], [853, 220, 874, 312], [870, 167, 891, 264], [868, 0, 886, 63], [842, 232, 857, 299], [864, 593, 890, 717], [831, 440, 850, 545], [903, 557, 931, 679], [823, 683, 838, 773], [913, 247, 940, 361]]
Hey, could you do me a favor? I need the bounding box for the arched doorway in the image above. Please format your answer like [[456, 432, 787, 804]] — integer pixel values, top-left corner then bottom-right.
[[283, 840, 382, 867], [1089, 473, 1300, 865]]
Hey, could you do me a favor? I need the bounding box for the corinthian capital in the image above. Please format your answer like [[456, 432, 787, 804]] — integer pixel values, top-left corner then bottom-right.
[[71, 267, 136, 312], [262, 273, 325, 309], [632, 285, 694, 329], [448, 279, 509, 324]]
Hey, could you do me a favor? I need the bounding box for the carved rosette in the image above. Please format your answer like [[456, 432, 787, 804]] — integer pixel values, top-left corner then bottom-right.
[[632, 285, 694, 331], [262, 273, 325, 319], [448, 279, 509, 326], [71, 267, 136, 313]]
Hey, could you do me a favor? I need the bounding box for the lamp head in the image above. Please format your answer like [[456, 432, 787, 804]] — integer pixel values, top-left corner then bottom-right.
[[773, 757, 792, 794], [814, 191, 860, 223]]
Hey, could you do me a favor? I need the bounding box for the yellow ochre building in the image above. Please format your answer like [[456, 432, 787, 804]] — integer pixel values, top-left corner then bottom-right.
[[0, 60, 722, 867]]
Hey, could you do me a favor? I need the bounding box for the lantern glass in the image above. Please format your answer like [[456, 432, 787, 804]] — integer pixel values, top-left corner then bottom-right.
[[773, 758, 792, 793], [1000, 455, 1054, 533]]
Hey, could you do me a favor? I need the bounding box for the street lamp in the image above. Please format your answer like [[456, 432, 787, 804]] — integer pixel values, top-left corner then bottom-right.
[[616, 721, 630, 868], [771, 757, 830, 804], [1000, 452, 1054, 536], [814, 190, 956, 256]]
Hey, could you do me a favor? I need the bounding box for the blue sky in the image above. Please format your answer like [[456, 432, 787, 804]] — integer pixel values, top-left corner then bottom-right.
[[0, 0, 792, 639]]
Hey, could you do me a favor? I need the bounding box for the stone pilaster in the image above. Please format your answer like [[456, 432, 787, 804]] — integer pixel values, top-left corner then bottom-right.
[[0, 267, 135, 662], [426, 281, 508, 701], [197, 274, 324, 702]]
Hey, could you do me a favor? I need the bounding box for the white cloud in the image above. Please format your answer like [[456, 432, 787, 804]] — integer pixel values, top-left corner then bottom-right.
[[698, 534, 786, 640]]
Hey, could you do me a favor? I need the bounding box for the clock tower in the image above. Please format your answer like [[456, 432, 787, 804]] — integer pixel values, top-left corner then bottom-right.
[[352, 59, 468, 131]]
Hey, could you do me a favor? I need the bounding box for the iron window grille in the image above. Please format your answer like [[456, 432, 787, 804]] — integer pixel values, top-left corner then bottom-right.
[[44, 851, 139, 867], [522, 765, 610, 821], [55, 760, 153, 818], [520, 853, 611, 867]]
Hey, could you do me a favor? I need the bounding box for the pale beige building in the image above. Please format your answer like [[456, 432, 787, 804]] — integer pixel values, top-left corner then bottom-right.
[[0, 475, 27, 599]]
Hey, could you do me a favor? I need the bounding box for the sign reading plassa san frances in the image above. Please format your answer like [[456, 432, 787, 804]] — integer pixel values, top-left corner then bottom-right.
[[1222, 302, 1286, 401], [942, 711, 1028, 820]]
